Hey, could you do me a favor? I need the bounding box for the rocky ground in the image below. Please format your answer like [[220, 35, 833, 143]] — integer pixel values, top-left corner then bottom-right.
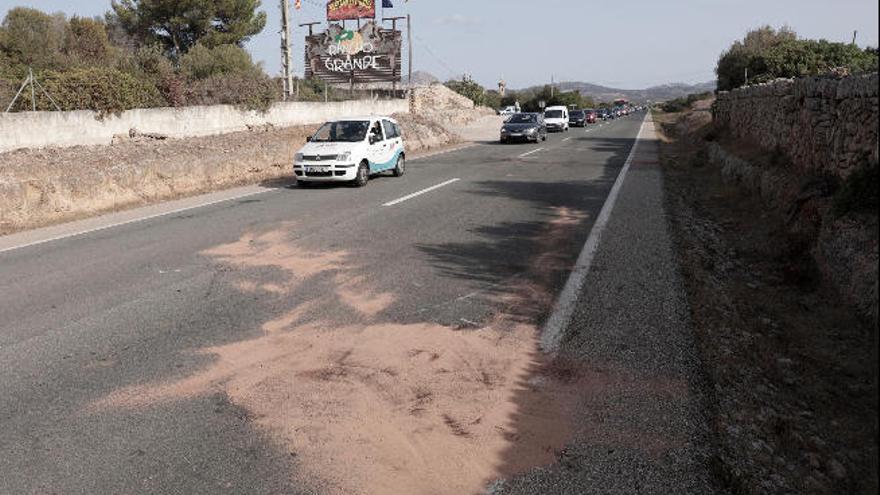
[[656, 106, 878, 494]]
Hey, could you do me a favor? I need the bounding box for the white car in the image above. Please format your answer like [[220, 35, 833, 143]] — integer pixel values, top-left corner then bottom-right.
[[499, 105, 519, 117], [543, 106, 569, 132], [294, 116, 406, 187]]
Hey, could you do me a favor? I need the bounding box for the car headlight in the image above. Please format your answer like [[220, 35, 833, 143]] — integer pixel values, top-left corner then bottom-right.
[[525, 127, 536, 133], [337, 151, 352, 162], [294, 153, 304, 162]]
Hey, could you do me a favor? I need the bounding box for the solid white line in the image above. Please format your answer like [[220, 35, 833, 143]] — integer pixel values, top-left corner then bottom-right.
[[539, 113, 651, 353], [0, 188, 270, 255], [382, 178, 460, 207], [518, 148, 543, 158]]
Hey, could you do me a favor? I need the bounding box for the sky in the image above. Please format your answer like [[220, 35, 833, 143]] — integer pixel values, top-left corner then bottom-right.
[[1, 0, 878, 89]]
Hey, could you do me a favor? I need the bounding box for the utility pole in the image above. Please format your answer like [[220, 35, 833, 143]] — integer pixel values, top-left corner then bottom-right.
[[407, 14, 413, 89], [852, 30, 858, 45], [744, 67, 749, 86], [383, 16, 409, 93], [280, 0, 294, 100], [550, 74, 555, 98]]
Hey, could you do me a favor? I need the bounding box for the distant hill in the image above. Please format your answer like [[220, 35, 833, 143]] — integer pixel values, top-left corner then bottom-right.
[[522, 80, 716, 103], [402, 70, 440, 86]]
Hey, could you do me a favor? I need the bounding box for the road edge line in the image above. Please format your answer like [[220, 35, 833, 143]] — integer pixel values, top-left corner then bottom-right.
[[539, 112, 651, 353]]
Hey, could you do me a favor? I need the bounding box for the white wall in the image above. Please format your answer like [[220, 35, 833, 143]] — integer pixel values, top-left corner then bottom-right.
[[0, 99, 409, 154]]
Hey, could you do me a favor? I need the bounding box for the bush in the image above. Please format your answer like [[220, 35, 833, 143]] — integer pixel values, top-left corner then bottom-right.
[[184, 72, 278, 112], [35, 67, 163, 113], [660, 91, 712, 112], [445, 77, 487, 106], [716, 26, 880, 91], [179, 43, 262, 80]]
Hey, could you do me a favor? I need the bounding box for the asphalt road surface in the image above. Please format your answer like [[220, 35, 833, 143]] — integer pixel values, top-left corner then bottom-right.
[[1, 115, 651, 494]]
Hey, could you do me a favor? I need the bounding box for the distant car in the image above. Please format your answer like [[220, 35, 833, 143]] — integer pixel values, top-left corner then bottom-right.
[[294, 116, 405, 187], [543, 106, 569, 132], [500, 113, 547, 143], [569, 110, 587, 127], [583, 109, 598, 124], [499, 105, 519, 117]]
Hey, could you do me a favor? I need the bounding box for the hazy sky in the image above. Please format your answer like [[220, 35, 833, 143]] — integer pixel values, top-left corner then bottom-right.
[[1, 0, 878, 89]]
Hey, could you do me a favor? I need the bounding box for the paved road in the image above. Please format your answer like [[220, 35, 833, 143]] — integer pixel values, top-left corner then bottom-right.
[[1, 115, 648, 494]]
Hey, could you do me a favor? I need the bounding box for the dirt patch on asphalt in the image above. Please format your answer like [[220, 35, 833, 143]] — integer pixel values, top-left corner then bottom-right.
[[656, 107, 878, 494], [93, 206, 591, 494]]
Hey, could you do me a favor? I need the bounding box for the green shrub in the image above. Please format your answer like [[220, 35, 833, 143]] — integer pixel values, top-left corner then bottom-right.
[[179, 43, 262, 80], [716, 26, 879, 91], [36, 67, 163, 113], [445, 78, 487, 106], [184, 72, 278, 112]]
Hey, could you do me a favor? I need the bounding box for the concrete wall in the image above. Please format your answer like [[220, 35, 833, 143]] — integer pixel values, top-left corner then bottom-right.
[[0, 99, 409, 153], [712, 73, 879, 179]]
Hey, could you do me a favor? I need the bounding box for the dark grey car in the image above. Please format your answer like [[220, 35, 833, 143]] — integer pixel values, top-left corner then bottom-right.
[[499, 113, 547, 143]]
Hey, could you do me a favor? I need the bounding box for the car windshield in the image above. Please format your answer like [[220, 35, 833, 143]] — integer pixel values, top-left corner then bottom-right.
[[311, 121, 369, 142], [570, 111, 585, 117], [508, 114, 537, 124], [544, 110, 563, 118]]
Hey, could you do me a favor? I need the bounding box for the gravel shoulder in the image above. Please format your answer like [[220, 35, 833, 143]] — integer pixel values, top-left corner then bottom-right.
[[656, 106, 878, 494], [493, 114, 716, 494]]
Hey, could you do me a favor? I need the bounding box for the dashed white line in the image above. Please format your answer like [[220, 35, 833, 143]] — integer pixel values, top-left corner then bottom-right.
[[518, 148, 544, 158], [563, 137, 572, 142], [382, 178, 461, 207]]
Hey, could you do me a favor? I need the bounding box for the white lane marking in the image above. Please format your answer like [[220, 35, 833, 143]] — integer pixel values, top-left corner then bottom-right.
[[382, 178, 460, 207], [539, 112, 651, 353], [518, 148, 544, 158], [0, 144, 479, 255], [0, 188, 269, 255], [563, 137, 572, 142]]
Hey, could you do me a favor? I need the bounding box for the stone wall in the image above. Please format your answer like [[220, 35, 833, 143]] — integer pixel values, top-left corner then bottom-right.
[[712, 73, 879, 179], [0, 98, 409, 154]]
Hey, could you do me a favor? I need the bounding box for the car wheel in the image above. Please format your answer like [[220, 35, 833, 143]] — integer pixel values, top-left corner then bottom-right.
[[500, 137, 507, 144], [354, 161, 369, 187], [297, 179, 311, 188], [392, 154, 405, 177], [541, 133, 547, 141]]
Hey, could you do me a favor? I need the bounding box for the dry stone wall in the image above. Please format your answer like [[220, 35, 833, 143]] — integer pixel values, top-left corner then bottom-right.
[[712, 73, 879, 179]]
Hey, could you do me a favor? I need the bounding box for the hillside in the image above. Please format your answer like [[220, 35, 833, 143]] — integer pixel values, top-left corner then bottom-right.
[[529, 80, 716, 103]]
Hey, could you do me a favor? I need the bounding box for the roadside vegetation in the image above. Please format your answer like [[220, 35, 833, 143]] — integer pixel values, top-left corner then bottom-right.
[[660, 91, 713, 113], [445, 76, 601, 112], [0, 1, 344, 113], [716, 25, 878, 91]]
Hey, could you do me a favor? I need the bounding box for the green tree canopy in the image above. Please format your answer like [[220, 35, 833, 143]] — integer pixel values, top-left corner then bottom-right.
[[716, 26, 879, 90], [108, 0, 267, 59], [0, 7, 66, 70], [179, 42, 261, 80]]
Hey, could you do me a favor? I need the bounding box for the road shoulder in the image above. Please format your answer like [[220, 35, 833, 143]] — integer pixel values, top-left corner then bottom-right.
[[494, 114, 716, 494]]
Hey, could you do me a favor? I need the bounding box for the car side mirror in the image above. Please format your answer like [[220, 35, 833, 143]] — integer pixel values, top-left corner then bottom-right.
[[369, 135, 379, 145], [306, 136, 312, 142]]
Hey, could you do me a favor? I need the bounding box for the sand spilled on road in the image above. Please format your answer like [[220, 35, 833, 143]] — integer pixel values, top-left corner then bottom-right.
[[93, 209, 589, 494]]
